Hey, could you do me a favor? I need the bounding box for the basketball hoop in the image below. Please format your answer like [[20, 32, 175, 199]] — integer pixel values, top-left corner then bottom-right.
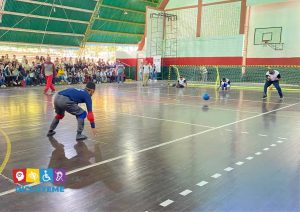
[[262, 40, 269, 47]]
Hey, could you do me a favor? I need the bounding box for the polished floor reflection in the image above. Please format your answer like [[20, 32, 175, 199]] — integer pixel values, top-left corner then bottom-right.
[[0, 83, 300, 211]]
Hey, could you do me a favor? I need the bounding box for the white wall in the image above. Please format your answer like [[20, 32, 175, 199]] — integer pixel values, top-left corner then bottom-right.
[[116, 51, 137, 59], [201, 2, 241, 37], [167, 8, 198, 39], [247, 0, 288, 6], [176, 36, 244, 57], [247, 0, 300, 58]]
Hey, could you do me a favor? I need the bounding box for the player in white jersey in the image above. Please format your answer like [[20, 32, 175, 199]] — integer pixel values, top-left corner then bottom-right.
[[219, 78, 231, 91], [176, 76, 187, 88], [262, 68, 283, 99]]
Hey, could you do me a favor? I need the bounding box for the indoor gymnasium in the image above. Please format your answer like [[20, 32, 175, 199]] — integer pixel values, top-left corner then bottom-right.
[[0, 0, 300, 211]]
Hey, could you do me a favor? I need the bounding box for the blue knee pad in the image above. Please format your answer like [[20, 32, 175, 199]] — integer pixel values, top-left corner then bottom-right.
[[77, 111, 87, 120]]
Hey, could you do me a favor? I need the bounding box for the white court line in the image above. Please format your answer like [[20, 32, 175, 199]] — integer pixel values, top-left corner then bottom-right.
[[196, 181, 208, 187], [211, 173, 222, 179], [277, 137, 287, 140], [241, 131, 249, 134], [263, 148, 270, 151], [122, 88, 292, 106], [106, 90, 261, 115], [165, 101, 260, 114], [116, 112, 214, 129], [246, 157, 254, 160], [255, 152, 262, 155], [0, 183, 39, 196], [270, 144, 277, 147], [179, 189, 192, 196], [225, 129, 233, 132], [224, 167, 234, 172], [100, 87, 297, 119], [258, 134, 268, 137], [0, 173, 21, 186], [1, 101, 299, 197], [277, 140, 284, 143], [236, 161, 244, 166], [93, 108, 215, 128], [160, 199, 174, 207]]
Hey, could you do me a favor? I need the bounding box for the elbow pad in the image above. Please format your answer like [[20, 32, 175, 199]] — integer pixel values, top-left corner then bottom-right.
[[87, 112, 94, 123], [87, 112, 95, 128]]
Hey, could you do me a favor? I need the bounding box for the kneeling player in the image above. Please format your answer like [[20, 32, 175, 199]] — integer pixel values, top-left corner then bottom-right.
[[220, 78, 231, 91], [176, 76, 187, 88], [47, 82, 97, 140]]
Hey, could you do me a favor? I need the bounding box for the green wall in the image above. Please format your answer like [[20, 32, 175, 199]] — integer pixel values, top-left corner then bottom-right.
[[165, 0, 197, 9]]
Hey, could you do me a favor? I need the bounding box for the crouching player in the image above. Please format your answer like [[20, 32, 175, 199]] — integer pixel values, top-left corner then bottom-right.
[[47, 82, 97, 140], [220, 78, 231, 91]]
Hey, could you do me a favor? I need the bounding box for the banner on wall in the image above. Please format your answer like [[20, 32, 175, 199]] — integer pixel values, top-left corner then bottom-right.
[[153, 56, 161, 73]]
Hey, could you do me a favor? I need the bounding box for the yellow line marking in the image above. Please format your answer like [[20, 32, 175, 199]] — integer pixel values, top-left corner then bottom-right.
[[187, 84, 300, 92], [0, 128, 11, 174]]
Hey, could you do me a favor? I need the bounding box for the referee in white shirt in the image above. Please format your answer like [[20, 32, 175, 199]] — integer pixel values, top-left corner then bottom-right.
[[262, 68, 283, 99]]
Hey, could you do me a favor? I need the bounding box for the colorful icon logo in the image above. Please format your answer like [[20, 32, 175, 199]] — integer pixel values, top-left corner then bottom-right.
[[12, 169, 27, 183], [40, 169, 53, 183], [13, 168, 66, 184], [53, 169, 65, 184], [26, 168, 40, 183]]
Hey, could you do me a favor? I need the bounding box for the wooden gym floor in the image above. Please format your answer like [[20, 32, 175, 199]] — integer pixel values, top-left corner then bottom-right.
[[0, 83, 300, 211]]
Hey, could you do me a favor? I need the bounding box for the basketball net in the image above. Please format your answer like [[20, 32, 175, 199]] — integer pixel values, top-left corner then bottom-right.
[[263, 40, 269, 47]]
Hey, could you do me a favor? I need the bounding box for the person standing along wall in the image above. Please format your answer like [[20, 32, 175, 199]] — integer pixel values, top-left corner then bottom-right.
[[42, 56, 56, 94], [201, 66, 208, 82], [139, 63, 144, 81], [151, 64, 157, 81], [142, 61, 150, 86], [116, 61, 125, 84]]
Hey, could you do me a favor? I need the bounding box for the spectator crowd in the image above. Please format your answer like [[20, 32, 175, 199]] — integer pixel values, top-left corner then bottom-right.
[[0, 54, 126, 88]]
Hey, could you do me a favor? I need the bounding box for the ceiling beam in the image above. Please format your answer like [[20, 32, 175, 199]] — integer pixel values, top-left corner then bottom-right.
[[93, 0, 157, 6], [15, 0, 93, 13], [0, 41, 79, 48], [80, 0, 103, 49], [138, 0, 158, 5], [95, 17, 144, 26], [101, 5, 145, 14], [0, 27, 84, 37], [86, 41, 138, 45], [90, 29, 143, 37], [0, 11, 89, 24], [159, 0, 169, 10], [16, 0, 147, 15]]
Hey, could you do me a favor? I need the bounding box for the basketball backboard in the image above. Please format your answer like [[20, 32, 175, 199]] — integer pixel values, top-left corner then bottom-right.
[[254, 27, 282, 45]]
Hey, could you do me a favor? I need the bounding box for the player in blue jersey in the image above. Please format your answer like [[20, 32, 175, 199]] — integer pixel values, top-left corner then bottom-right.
[[47, 82, 97, 140]]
